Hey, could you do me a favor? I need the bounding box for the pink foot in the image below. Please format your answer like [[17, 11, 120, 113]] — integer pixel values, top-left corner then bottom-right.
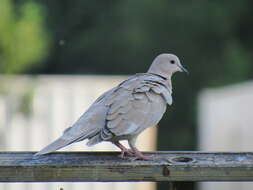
[[113, 142, 135, 159], [130, 148, 155, 161], [118, 149, 134, 159]]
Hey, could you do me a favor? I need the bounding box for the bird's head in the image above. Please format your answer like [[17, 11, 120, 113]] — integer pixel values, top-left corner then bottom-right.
[[148, 53, 188, 79]]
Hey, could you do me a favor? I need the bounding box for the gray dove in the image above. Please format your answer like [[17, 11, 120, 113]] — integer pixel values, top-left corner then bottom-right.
[[35, 53, 188, 160]]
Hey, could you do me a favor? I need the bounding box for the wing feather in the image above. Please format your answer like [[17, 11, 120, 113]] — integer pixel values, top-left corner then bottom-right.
[[103, 74, 171, 138]]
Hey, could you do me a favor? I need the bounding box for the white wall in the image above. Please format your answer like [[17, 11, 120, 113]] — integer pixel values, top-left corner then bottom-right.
[[0, 75, 156, 190], [198, 81, 253, 190]]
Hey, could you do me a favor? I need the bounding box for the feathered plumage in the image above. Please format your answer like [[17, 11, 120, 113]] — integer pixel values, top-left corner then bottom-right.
[[35, 53, 188, 160]]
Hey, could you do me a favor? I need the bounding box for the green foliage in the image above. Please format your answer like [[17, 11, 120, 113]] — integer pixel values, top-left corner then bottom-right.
[[0, 0, 49, 74], [223, 40, 252, 83], [36, 0, 253, 84]]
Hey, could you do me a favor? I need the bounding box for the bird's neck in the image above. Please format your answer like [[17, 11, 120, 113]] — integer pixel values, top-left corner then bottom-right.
[[149, 72, 173, 91], [165, 76, 173, 91]]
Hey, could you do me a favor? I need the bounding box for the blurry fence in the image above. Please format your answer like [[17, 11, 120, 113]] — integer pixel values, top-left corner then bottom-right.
[[198, 81, 253, 190], [0, 75, 156, 190]]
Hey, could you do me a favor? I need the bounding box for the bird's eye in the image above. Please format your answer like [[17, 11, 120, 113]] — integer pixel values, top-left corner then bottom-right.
[[170, 60, 175, 64]]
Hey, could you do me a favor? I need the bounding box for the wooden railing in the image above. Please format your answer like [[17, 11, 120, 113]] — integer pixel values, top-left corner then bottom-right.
[[1, 151, 253, 189]]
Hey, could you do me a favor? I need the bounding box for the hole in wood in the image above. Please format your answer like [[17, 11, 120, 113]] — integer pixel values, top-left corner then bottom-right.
[[162, 165, 170, 176], [171, 156, 193, 163]]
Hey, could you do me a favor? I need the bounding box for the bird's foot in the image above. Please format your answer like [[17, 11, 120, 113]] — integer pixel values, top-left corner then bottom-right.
[[114, 141, 154, 160], [118, 149, 134, 159], [128, 148, 155, 161], [128, 153, 155, 161], [114, 141, 135, 159]]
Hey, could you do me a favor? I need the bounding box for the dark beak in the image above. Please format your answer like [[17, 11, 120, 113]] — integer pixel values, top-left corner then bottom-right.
[[179, 65, 189, 74]]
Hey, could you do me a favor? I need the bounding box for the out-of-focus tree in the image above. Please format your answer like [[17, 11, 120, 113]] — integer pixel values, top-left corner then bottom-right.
[[0, 0, 49, 74], [36, 0, 253, 83]]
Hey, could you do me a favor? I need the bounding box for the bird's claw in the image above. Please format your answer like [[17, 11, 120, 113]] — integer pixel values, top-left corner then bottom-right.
[[118, 149, 135, 159], [119, 151, 155, 161], [128, 154, 155, 161]]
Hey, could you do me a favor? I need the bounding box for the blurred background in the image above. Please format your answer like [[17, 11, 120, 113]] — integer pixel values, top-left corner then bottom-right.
[[0, 0, 253, 190]]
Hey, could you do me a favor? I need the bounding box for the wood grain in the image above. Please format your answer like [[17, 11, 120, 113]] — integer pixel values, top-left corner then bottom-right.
[[0, 151, 253, 182]]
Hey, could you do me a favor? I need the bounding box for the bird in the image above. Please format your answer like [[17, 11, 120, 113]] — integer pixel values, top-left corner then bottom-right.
[[34, 53, 188, 160]]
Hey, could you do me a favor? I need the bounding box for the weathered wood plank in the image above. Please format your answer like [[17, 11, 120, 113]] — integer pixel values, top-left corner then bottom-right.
[[0, 151, 253, 182]]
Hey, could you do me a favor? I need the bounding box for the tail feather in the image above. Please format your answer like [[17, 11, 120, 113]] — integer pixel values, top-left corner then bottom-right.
[[34, 138, 72, 157], [34, 128, 101, 157]]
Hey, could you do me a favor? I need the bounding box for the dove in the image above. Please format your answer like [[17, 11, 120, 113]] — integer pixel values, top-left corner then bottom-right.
[[35, 53, 188, 160]]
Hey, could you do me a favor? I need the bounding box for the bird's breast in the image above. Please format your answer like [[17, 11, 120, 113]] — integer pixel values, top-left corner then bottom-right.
[[131, 91, 167, 135], [143, 92, 167, 125]]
